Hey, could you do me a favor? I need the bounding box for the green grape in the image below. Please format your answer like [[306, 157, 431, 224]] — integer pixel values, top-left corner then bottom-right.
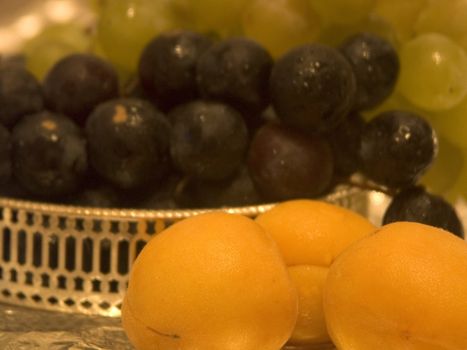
[[86, 0, 103, 13], [372, 0, 427, 45], [414, 0, 467, 52], [24, 23, 92, 80], [96, 0, 178, 73], [174, 0, 249, 37], [308, 0, 375, 25], [428, 97, 467, 150], [421, 136, 464, 195], [397, 33, 467, 112], [242, 0, 322, 58]]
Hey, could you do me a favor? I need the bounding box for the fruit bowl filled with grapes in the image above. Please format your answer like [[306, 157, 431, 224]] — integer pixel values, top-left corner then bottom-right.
[[0, 0, 467, 349]]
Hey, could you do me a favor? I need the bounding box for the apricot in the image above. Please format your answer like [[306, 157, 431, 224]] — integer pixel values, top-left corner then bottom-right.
[[256, 200, 377, 346], [122, 212, 298, 350], [324, 222, 467, 350], [287, 265, 329, 345]]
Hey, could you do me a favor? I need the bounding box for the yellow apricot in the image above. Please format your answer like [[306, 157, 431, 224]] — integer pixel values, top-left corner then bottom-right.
[[287, 265, 330, 345], [256, 200, 377, 266], [123, 212, 298, 350], [324, 222, 467, 350], [256, 200, 377, 347]]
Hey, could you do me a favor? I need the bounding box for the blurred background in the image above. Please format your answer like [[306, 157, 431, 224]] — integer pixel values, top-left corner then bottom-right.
[[0, 0, 93, 54]]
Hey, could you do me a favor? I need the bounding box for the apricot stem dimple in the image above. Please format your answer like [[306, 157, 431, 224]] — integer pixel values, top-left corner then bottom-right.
[[146, 326, 181, 340]]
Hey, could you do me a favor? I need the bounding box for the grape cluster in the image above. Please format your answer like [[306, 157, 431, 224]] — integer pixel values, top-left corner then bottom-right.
[[21, 1, 467, 205], [1, 25, 464, 237]]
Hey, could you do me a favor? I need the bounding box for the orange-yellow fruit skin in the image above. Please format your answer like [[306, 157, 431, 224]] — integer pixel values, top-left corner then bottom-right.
[[324, 221, 467, 350], [121, 298, 162, 350], [122, 212, 298, 350], [256, 200, 377, 266], [287, 265, 330, 345], [256, 200, 377, 345]]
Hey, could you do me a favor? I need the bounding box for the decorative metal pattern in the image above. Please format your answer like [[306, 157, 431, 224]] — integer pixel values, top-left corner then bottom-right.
[[0, 186, 369, 317]]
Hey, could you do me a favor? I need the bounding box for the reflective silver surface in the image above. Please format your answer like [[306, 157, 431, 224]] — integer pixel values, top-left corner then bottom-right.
[[0, 302, 132, 349]]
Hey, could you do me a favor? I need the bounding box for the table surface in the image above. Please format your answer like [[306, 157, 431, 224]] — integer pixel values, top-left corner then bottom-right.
[[0, 302, 133, 349]]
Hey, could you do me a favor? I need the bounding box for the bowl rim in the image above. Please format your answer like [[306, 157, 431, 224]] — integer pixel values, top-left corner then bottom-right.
[[0, 185, 363, 220]]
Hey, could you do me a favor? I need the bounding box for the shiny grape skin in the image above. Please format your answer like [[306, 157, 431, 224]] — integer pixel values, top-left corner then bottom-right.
[[0, 180, 29, 200], [139, 30, 212, 111], [0, 66, 43, 127], [326, 112, 365, 177], [383, 186, 464, 238], [0, 125, 11, 184], [340, 32, 400, 111], [176, 166, 262, 208], [270, 44, 356, 132], [43, 54, 119, 124], [11, 112, 87, 197], [68, 184, 121, 208], [169, 100, 249, 181], [359, 110, 437, 188], [134, 175, 182, 210], [247, 123, 334, 201], [86, 98, 171, 190], [196, 37, 273, 115]]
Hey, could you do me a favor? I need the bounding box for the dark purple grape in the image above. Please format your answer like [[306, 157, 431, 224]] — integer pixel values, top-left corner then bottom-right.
[[176, 166, 262, 208], [383, 186, 464, 238], [196, 37, 273, 115], [44, 54, 119, 124], [139, 30, 212, 110], [169, 100, 248, 181], [270, 44, 356, 132], [0, 180, 29, 200], [327, 112, 365, 177], [340, 32, 399, 111], [134, 175, 182, 210], [248, 123, 334, 201], [0, 125, 11, 184], [122, 75, 153, 100], [0, 55, 26, 69], [68, 184, 121, 208], [0, 66, 43, 127], [86, 98, 171, 190], [12, 112, 87, 197], [359, 110, 437, 188]]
